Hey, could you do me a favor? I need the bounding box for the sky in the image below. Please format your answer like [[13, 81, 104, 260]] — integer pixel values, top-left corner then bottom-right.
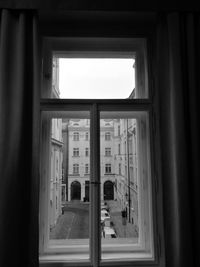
[[59, 58, 135, 99]]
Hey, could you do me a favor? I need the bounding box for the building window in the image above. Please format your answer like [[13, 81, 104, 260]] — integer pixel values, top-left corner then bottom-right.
[[105, 147, 111, 156], [118, 143, 121, 155], [85, 132, 89, 140], [73, 164, 79, 174], [105, 132, 111, 141], [119, 163, 121, 175], [73, 132, 79, 141], [85, 164, 89, 174], [85, 147, 89, 157], [118, 125, 120, 136], [56, 158, 58, 171], [105, 163, 112, 174], [73, 148, 79, 157]]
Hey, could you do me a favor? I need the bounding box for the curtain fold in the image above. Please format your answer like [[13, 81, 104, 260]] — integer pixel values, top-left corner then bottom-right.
[[0, 9, 40, 267], [157, 12, 200, 267]]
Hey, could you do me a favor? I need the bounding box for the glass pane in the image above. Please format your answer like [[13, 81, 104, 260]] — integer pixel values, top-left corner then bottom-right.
[[49, 57, 146, 99], [100, 111, 153, 260], [40, 111, 90, 261]]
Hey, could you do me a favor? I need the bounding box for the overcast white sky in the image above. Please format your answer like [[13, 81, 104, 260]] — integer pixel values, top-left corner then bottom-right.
[[59, 58, 135, 99]]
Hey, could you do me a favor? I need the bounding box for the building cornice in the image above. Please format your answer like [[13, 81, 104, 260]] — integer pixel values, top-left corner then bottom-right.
[[51, 138, 63, 147]]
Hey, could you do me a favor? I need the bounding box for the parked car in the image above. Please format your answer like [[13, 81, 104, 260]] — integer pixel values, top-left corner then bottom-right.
[[103, 227, 117, 238], [101, 205, 109, 212], [101, 202, 109, 211], [104, 218, 112, 227], [101, 210, 110, 223]]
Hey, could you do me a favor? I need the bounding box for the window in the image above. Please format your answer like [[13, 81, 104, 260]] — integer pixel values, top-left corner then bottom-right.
[[105, 147, 111, 156], [118, 125, 120, 136], [73, 164, 79, 174], [85, 164, 89, 174], [85, 147, 89, 157], [85, 132, 89, 140], [118, 143, 121, 155], [105, 163, 112, 174], [105, 132, 111, 141], [73, 148, 79, 157], [119, 163, 122, 175], [73, 132, 79, 141], [39, 37, 159, 267]]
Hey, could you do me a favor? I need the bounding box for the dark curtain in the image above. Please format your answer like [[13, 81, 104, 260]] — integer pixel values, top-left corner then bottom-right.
[[157, 13, 200, 267], [0, 9, 40, 267]]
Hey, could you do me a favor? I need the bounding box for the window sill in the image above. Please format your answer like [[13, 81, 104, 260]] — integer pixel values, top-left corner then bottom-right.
[[40, 239, 154, 266]]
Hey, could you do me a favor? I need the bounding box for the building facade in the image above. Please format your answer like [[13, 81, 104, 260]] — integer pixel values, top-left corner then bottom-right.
[[49, 58, 64, 229], [62, 117, 139, 227], [51, 57, 138, 229]]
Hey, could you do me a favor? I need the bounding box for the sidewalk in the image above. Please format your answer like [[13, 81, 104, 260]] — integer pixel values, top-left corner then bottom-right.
[[107, 200, 138, 240]]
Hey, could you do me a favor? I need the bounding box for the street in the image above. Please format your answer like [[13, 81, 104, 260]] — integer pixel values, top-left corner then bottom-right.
[[50, 200, 138, 241], [50, 202, 89, 239]]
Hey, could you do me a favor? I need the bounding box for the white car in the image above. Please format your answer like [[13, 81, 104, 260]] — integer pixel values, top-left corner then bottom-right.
[[103, 227, 117, 238], [101, 210, 110, 223], [101, 202, 109, 211]]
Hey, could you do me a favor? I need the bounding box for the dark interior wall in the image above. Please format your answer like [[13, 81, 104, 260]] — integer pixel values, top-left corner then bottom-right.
[[38, 11, 157, 37], [0, 0, 199, 11]]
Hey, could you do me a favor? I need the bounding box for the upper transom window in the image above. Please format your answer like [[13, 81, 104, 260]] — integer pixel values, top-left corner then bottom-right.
[[42, 37, 149, 99]]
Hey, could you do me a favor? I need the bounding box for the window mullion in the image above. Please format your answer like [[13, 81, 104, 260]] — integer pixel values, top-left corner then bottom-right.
[[90, 103, 101, 267]]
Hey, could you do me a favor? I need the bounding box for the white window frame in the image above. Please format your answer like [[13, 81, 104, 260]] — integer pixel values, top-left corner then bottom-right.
[[39, 37, 164, 267]]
